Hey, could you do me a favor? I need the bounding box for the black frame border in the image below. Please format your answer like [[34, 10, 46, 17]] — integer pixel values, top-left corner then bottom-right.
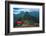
[[5, 1, 45, 35]]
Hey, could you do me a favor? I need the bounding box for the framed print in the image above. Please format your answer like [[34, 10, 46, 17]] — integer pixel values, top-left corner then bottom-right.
[[5, 1, 45, 35]]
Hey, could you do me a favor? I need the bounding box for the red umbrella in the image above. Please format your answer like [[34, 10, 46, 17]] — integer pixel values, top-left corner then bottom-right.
[[16, 21, 24, 24]]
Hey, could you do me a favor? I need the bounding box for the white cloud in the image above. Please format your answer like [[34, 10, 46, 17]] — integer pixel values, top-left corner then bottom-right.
[[13, 8, 39, 14]]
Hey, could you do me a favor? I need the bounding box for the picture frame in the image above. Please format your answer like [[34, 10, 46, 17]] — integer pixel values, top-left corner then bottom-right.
[[5, 1, 45, 35]]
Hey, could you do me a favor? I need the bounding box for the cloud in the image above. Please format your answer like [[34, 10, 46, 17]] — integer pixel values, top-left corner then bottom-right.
[[13, 8, 39, 14]]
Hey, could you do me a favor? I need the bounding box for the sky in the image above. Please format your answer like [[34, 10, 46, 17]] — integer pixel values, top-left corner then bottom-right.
[[13, 8, 39, 14]]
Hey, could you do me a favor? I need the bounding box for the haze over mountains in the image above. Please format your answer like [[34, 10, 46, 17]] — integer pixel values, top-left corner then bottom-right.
[[13, 8, 39, 17]]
